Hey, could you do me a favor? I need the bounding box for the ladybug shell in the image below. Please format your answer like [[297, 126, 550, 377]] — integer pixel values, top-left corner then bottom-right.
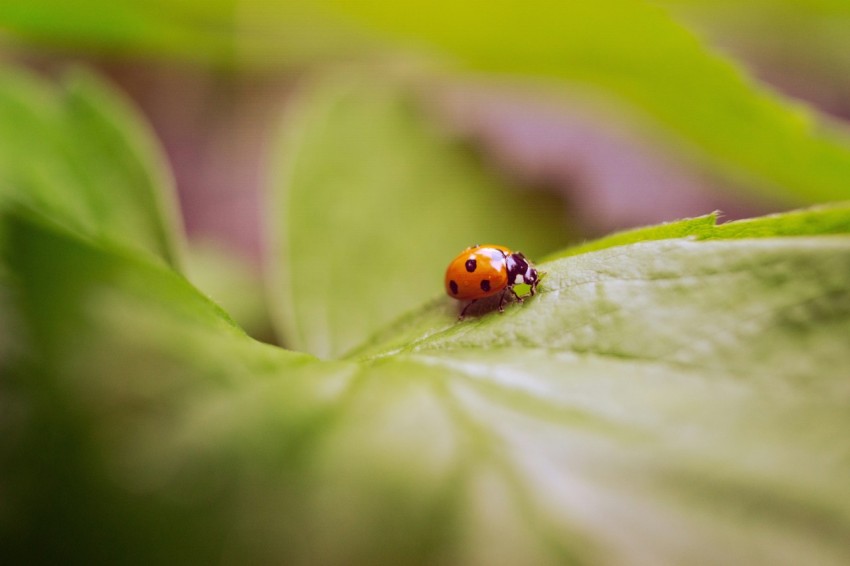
[[445, 245, 510, 300]]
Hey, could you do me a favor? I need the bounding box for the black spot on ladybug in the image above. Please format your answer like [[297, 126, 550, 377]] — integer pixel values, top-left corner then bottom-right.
[[450, 280, 459, 295], [480, 279, 491, 292], [465, 258, 477, 272]]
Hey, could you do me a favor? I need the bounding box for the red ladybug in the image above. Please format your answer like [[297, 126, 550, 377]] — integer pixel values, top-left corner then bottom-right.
[[445, 244, 540, 319]]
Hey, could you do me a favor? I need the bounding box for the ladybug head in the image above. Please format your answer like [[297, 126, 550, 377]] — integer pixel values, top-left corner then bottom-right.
[[506, 252, 538, 287]]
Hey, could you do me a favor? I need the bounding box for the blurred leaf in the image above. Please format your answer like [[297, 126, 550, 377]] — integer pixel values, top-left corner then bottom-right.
[[0, 66, 183, 268], [664, 0, 850, 20], [4, 204, 850, 564], [0, 211, 321, 563], [267, 74, 570, 358], [6, 1, 850, 207], [0, 0, 235, 63], [315, 0, 850, 205], [183, 240, 274, 341], [0, 0, 359, 67], [661, 1, 850, 79]]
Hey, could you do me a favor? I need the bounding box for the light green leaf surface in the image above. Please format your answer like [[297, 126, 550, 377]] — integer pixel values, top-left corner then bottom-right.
[[268, 74, 569, 358], [4, 203, 850, 564], [0, 67, 183, 268], [546, 201, 850, 261]]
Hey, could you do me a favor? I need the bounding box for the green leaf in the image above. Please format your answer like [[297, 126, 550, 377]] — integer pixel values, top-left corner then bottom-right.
[[546, 201, 850, 261], [183, 241, 275, 340], [4, 204, 850, 564], [7, 1, 850, 209], [0, 0, 359, 68], [314, 0, 850, 205], [354, 202, 850, 359], [0, 66, 184, 268], [0, 212, 324, 563], [267, 74, 570, 358], [0, 0, 236, 64]]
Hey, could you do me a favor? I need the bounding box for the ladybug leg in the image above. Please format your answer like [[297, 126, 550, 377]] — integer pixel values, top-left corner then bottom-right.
[[529, 280, 538, 296], [459, 299, 477, 320], [509, 286, 524, 303], [498, 288, 509, 312]]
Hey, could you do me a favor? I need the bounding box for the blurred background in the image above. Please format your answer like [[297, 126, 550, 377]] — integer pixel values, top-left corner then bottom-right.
[[2, 0, 849, 343]]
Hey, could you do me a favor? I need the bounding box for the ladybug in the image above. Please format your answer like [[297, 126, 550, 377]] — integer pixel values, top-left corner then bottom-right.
[[445, 244, 540, 319]]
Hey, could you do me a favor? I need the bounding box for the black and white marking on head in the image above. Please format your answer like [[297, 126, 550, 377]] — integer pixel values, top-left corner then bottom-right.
[[449, 280, 459, 295], [480, 279, 491, 292], [465, 258, 477, 272], [505, 252, 538, 287]]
